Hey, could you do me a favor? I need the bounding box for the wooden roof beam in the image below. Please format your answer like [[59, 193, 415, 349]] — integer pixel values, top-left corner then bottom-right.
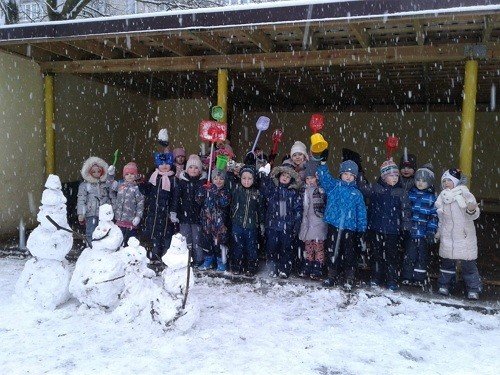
[[190, 32, 232, 54], [102, 37, 153, 58], [483, 16, 494, 43], [0, 43, 55, 62], [243, 30, 275, 53], [31, 42, 90, 60], [349, 24, 371, 48], [148, 36, 191, 56], [64, 39, 122, 59], [39, 44, 500, 74]]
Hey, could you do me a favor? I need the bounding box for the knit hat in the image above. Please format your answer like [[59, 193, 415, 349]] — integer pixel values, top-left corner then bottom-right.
[[380, 159, 399, 179], [304, 160, 319, 178], [414, 163, 435, 186], [123, 162, 138, 176], [399, 153, 417, 170], [211, 168, 227, 182], [339, 160, 359, 177], [173, 147, 186, 159], [441, 168, 461, 188], [155, 152, 174, 167], [240, 165, 256, 178], [290, 141, 309, 160], [185, 154, 203, 171]]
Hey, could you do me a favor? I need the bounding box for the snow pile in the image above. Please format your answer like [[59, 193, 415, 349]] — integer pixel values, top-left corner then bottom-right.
[[15, 174, 73, 310], [69, 204, 125, 310]]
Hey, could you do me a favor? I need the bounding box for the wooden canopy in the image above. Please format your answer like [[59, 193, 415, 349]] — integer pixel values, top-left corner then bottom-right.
[[0, 0, 498, 110]]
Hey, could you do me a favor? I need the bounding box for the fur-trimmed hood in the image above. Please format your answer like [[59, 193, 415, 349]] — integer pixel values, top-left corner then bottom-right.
[[270, 165, 302, 190], [81, 156, 109, 183]]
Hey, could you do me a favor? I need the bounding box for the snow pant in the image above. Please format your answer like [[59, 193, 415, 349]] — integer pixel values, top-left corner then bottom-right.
[[302, 240, 325, 278], [200, 232, 227, 262], [369, 231, 399, 286], [325, 226, 356, 280], [438, 258, 482, 293], [118, 227, 137, 248], [232, 225, 259, 274], [402, 238, 428, 282], [180, 223, 202, 266], [85, 216, 99, 245], [265, 228, 294, 277], [291, 236, 303, 274]]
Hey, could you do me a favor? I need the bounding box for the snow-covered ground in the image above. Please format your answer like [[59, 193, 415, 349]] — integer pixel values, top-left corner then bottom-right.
[[1, 257, 498, 374]]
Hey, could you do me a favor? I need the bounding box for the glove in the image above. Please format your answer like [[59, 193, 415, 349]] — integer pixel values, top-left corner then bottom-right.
[[108, 165, 116, 176], [319, 149, 329, 163], [260, 224, 266, 236], [132, 217, 140, 227], [169, 212, 179, 223], [78, 215, 85, 224], [258, 163, 271, 176], [466, 201, 478, 212]]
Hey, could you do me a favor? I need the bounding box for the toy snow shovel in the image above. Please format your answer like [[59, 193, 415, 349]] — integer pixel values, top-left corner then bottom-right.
[[112, 149, 120, 167]]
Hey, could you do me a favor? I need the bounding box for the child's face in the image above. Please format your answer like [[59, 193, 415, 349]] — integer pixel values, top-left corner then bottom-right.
[[158, 164, 171, 173], [442, 178, 454, 190], [291, 152, 306, 166], [305, 175, 317, 187], [187, 165, 200, 177], [400, 167, 415, 178], [213, 175, 225, 188], [124, 173, 136, 183], [279, 172, 291, 185], [415, 179, 429, 190], [90, 165, 103, 179], [341, 172, 355, 183], [175, 155, 185, 165], [384, 174, 399, 186], [241, 172, 254, 188]]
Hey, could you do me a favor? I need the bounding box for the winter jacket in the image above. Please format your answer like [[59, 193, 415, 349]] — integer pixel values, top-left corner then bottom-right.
[[401, 176, 415, 232], [407, 186, 438, 239], [317, 165, 367, 233], [196, 184, 230, 244], [171, 171, 207, 225], [299, 185, 328, 241], [77, 157, 114, 218], [230, 184, 264, 230], [143, 170, 175, 240], [260, 165, 302, 232], [112, 181, 145, 225], [359, 177, 404, 235], [435, 185, 479, 260]]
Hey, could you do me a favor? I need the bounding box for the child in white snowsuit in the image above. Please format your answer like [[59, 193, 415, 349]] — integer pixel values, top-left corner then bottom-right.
[[298, 160, 328, 280], [77, 156, 114, 244], [435, 169, 481, 300], [111, 162, 145, 246]]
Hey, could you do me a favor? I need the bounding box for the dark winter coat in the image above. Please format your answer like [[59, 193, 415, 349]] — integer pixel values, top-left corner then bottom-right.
[[196, 184, 230, 244], [359, 177, 404, 235], [230, 184, 265, 230], [401, 175, 415, 232], [171, 171, 207, 225], [260, 166, 302, 232], [407, 186, 438, 239], [143, 171, 175, 240], [317, 164, 367, 233]]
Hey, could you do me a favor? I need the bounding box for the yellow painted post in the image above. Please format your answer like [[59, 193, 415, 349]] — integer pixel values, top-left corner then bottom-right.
[[459, 60, 478, 186], [44, 74, 55, 176], [217, 69, 228, 123]]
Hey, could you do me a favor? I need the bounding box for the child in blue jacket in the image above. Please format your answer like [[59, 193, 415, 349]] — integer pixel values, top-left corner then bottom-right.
[[402, 164, 438, 286], [317, 151, 367, 288], [359, 158, 404, 291]]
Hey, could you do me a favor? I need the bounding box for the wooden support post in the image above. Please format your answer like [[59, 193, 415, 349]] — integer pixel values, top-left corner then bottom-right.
[[217, 69, 228, 124], [459, 60, 478, 186], [44, 74, 55, 176]]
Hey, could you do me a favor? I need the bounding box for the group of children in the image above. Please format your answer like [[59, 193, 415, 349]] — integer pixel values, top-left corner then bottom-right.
[[76, 133, 483, 300]]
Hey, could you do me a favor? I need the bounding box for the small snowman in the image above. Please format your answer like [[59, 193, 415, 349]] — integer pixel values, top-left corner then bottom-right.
[[162, 233, 194, 297], [69, 204, 125, 310], [15, 174, 73, 310]]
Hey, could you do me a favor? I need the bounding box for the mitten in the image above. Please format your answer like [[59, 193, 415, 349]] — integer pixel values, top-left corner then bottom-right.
[[169, 212, 179, 223], [132, 217, 140, 227], [108, 165, 116, 176], [78, 215, 85, 224], [258, 163, 271, 176]]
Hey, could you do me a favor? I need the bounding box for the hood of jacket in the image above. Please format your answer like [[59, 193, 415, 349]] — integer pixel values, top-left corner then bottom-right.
[[270, 165, 302, 190], [81, 156, 108, 183]]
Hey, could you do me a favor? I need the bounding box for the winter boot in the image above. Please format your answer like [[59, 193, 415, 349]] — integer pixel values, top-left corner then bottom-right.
[[467, 291, 479, 300], [438, 286, 449, 296], [198, 255, 215, 271], [216, 257, 227, 272]]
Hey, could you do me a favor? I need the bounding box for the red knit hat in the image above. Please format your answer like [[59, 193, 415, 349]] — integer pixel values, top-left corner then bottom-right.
[[123, 162, 138, 176]]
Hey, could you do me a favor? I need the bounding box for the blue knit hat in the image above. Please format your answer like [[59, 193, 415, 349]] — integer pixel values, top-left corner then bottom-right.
[[339, 160, 358, 177], [155, 152, 174, 167]]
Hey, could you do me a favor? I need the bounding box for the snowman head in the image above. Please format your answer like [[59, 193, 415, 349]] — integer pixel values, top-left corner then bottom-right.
[[167, 233, 188, 255], [45, 174, 62, 190], [99, 204, 114, 222], [123, 237, 148, 266]]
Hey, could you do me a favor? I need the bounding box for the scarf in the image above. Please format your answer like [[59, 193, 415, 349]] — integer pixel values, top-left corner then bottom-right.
[[149, 169, 174, 191]]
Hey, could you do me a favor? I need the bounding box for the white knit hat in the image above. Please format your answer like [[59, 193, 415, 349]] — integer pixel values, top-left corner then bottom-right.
[[290, 141, 309, 160], [185, 154, 203, 171]]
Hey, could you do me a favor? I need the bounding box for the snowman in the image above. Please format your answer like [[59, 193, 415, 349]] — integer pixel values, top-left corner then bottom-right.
[[69, 204, 125, 310], [162, 233, 194, 296], [15, 174, 73, 310]]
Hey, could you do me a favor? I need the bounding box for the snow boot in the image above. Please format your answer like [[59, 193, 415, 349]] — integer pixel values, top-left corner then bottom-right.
[[198, 255, 215, 271], [438, 287, 449, 296], [216, 257, 227, 272], [387, 282, 399, 291], [467, 291, 479, 300]]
